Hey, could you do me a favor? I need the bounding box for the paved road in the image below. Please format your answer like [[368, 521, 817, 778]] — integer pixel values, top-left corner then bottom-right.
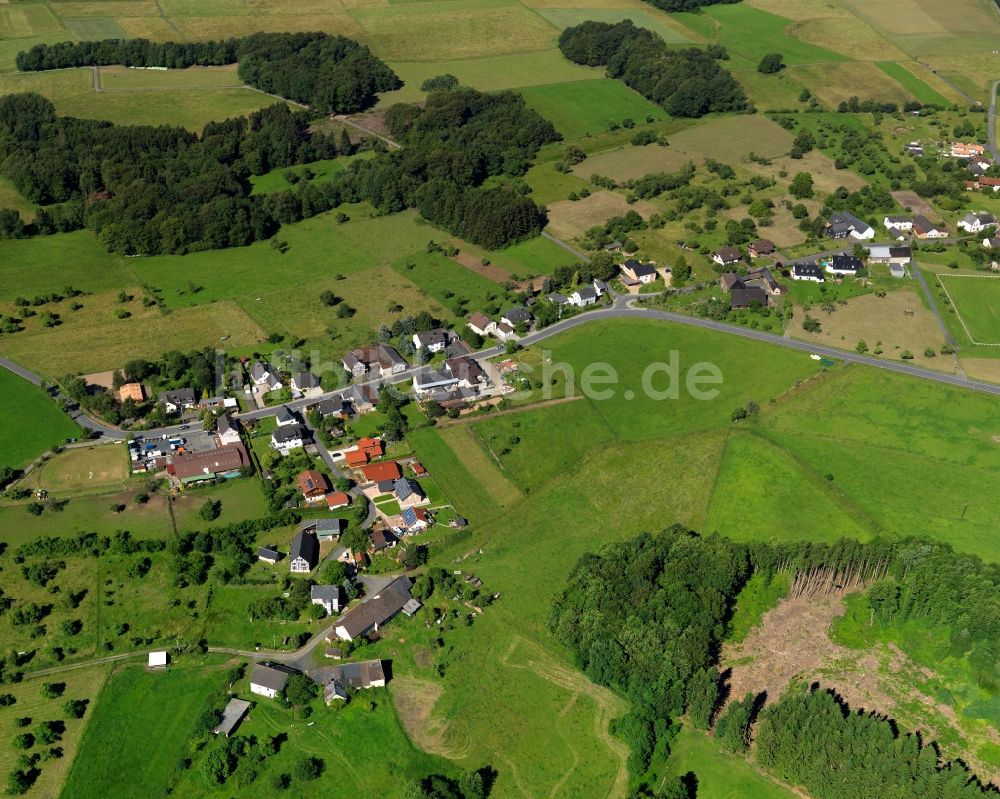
[[989, 79, 1000, 162], [8, 293, 1000, 445]]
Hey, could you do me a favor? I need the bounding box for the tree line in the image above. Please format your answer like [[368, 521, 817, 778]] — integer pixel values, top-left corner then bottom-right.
[[16, 32, 401, 115], [549, 527, 1000, 793], [558, 21, 747, 117], [0, 82, 556, 252]]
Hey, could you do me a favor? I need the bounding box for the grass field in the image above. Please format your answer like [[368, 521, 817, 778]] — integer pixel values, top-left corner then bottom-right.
[[0, 664, 112, 799], [937, 274, 1000, 345], [875, 61, 950, 105], [0, 368, 80, 471], [62, 659, 231, 799], [520, 78, 666, 140], [534, 7, 691, 44], [575, 115, 795, 182], [19, 443, 131, 496], [665, 727, 797, 799]]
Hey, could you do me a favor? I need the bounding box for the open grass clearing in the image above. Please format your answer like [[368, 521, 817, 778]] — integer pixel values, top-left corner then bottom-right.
[[0, 368, 80, 471], [665, 727, 797, 799], [96, 63, 243, 89], [171, 477, 268, 531], [546, 190, 657, 240], [52, 1, 160, 17], [937, 274, 1000, 346], [408, 425, 522, 523], [791, 61, 916, 108], [249, 153, 373, 194], [377, 50, 603, 107], [533, 6, 690, 43], [747, 146, 867, 195], [520, 78, 666, 140], [875, 61, 951, 105], [783, 15, 909, 62], [114, 15, 184, 39], [168, 13, 367, 42], [0, 664, 112, 799], [703, 3, 847, 71], [0, 298, 266, 377], [62, 658, 231, 799], [61, 15, 126, 38], [0, 175, 34, 219], [350, 2, 559, 61], [792, 289, 951, 369], [19, 443, 131, 496], [0, 3, 64, 37], [575, 115, 794, 183], [470, 398, 616, 490]]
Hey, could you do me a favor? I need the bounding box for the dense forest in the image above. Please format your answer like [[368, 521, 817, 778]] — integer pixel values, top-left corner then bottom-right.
[[16, 33, 401, 115], [0, 82, 555, 252], [642, 0, 738, 10], [558, 21, 747, 117], [550, 527, 1000, 794]]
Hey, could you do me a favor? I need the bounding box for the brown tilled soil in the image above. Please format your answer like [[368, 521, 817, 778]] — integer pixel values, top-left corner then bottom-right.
[[891, 190, 936, 218], [453, 251, 512, 283], [723, 594, 1000, 784]]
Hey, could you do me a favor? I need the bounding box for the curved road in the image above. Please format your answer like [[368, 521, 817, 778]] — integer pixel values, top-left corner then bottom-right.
[[6, 294, 1000, 444]]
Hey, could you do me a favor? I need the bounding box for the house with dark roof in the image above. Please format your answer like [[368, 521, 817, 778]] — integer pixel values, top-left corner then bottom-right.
[[271, 424, 307, 455], [274, 405, 297, 427], [159, 388, 196, 414], [257, 547, 281, 564], [333, 577, 415, 641], [370, 528, 398, 551], [959, 212, 997, 234], [828, 254, 864, 276], [791, 263, 824, 282], [213, 698, 251, 737], [216, 414, 241, 446], [713, 246, 742, 266], [500, 308, 533, 328], [301, 518, 345, 541], [412, 329, 449, 353], [393, 477, 427, 508], [730, 287, 769, 310], [913, 215, 948, 239], [250, 362, 282, 393], [289, 530, 319, 573], [866, 245, 911, 265], [444, 357, 487, 389], [546, 292, 569, 306], [412, 368, 459, 396], [620, 260, 657, 285], [311, 584, 342, 615], [250, 663, 293, 699], [342, 344, 407, 378], [568, 286, 598, 307], [344, 384, 378, 414], [291, 372, 322, 397], [401, 506, 430, 533], [826, 212, 874, 240], [748, 239, 775, 258]]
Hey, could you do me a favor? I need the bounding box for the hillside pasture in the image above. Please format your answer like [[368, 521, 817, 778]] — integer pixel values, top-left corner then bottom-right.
[[0, 368, 80, 471], [0, 3, 64, 37], [875, 61, 951, 105], [0, 664, 112, 799], [791, 61, 917, 108], [377, 50, 603, 107], [783, 15, 909, 62], [575, 115, 794, 182], [546, 190, 656, 240], [520, 78, 666, 139], [61, 15, 126, 38], [937, 274, 1000, 345], [792, 289, 949, 369]]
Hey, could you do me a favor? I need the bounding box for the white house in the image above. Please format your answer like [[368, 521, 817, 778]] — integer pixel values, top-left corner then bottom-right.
[[159, 388, 196, 414], [983, 236, 1000, 249], [958, 212, 997, 234], [826, 255, 863, 276], [621, 260, 658, 285], [467, 313, 496, 338], [216, 414, 241, 446], [827, 212, 874, 240], [249, 664, 290, 699], [712, 247, 742, 267], [289, 530, 319, 573], [568, 286, 598, 307], [250, 362, 282, 393], [311, 585, 341, 615], [271, 424, 306, 456], [412, 329, 449, 353], [274, 405, 298, 427], [291, 372, 322, 398], [500, 308, 533, 328], [791, 263, 824, 282], [883, 215, 913, 232]]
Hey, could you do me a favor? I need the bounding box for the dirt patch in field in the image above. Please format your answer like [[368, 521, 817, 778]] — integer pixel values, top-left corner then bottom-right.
[[453, 251, 512, 283], [391, 675, 466, 759], [724, 593, 1000, 784], [546, 190, 657, 239], [891, 190, 936, 217]]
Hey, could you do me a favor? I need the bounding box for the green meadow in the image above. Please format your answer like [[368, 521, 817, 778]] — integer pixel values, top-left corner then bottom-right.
[[520, 78, 666, 140], [938, 274, 1000, 345], [875, 61, 950, 106], [0, 368, 80, 471]]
